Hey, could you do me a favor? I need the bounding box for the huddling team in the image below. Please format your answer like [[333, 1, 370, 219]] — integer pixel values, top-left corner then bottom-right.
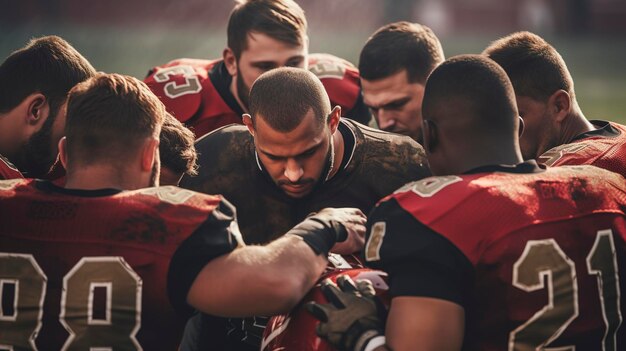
[[1, 0, 625, 350]]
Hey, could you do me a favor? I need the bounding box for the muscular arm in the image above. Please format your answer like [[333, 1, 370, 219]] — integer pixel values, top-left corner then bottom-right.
[[384, 297, 464, 351], [187, 235, 327, 317]]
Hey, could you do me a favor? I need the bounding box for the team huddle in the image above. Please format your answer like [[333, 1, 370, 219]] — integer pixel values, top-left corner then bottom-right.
[[1, 0, 625, 350]]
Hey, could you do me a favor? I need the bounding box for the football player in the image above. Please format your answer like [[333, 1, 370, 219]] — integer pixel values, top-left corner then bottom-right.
[[0, 73, 365, 350], [144, 0, 372, 139], [308, 55, 626, 350], [0, 36, 96, 179], [484, 31, 626, 175], [178, 67, 429, 350], [359, 21, 444, 144]]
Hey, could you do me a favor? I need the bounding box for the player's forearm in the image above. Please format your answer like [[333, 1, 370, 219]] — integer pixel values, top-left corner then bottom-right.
[[187, 235, 327, 317]]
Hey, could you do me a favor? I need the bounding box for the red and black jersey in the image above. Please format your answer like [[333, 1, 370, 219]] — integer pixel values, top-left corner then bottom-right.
[[144, 54, 372, 138], [365, 161, 626, 350], [0, 179, 242, 350], [0, 155, 23, 180], [539, 120, 626, 176]]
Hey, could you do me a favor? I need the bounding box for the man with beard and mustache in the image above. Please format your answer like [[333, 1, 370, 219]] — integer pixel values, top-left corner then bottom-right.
[[358, 21, 445, 144], [0, 35, 96, 179], [178, 67, 429, 350], [0, 73, 367, 350], [144, 0, 372, 139]]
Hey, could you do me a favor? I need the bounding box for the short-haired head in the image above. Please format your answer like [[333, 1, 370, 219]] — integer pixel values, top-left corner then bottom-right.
[[0, 35, 96, 117], [64, 73, 166, 169], [359, 21, 444, 84], [248, 67, 331, 132], [423, 54, 518, 136], [227, 0, 307, 59], [159, 113, 198, 185], [482, 31, 575, 102], [422, 55, 520, 174]]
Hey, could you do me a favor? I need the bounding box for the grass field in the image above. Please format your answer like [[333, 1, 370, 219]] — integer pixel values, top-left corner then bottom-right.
[[2, 24, 624, 123]]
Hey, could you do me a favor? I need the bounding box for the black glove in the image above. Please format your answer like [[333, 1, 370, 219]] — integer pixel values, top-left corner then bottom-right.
[[287, 208, 363, 256], [306, 275, 385, 351]]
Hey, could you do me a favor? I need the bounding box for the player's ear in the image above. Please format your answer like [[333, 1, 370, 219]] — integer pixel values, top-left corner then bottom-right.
[[517, 115, 525, 138], [242, 114, 255, 136], [549, 89, 571, 123], [223, 48, 238, 76], [58, 137, 68, 169], [422, 119, 438, 155], [328, 106, 341, 134], [26, 93, 49, 127], [141, 137, 159, 173]]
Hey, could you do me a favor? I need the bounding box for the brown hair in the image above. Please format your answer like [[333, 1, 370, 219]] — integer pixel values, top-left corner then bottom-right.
[[227, 0, 307, 59], [249, 67, 330, 132], [65, 73, 166, 166], [0, 36, 96, 117], [482, 31, 575, 101], [160, 113, 198, 176], [359, 22, 444, 84]]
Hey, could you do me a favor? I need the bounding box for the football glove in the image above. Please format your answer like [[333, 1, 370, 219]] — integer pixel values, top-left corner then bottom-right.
[[287, 208, 363, 255], [306, 275, 386, 351]]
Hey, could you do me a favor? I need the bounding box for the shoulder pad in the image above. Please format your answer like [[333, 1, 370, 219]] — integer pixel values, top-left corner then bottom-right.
[[144, 59, 217, 122]]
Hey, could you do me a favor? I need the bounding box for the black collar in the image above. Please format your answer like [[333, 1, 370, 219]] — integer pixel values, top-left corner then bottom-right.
[[35, 180, 123, 197], [209, 60, 245, 117], [570, 120, 620, 142]]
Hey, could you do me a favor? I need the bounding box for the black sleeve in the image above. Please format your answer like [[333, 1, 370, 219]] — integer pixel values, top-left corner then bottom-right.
[[167, 198, 243, 316], [364, 198, 474, 308]]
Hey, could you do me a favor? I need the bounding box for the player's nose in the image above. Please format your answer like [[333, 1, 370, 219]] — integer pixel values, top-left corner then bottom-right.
[[376, 111, 396, 130], [284, 159, 304, 182]]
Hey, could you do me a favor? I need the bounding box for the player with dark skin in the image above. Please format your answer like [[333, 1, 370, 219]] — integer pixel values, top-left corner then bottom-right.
[[484, 31, 626, 175], [0, 36, 95, 179], [359, 21, 444, 144], [308, 55, 626, 351], [182, 67, 429, 245], [179, 67, 428, 350]]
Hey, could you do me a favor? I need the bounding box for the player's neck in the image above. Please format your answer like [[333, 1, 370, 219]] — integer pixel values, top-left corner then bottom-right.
[[327, 128, 344, 180], [559, 107, 595, 145], [64, 165, 149, 191], [230, 77, 249, 114], [458, 145, 524, 174]]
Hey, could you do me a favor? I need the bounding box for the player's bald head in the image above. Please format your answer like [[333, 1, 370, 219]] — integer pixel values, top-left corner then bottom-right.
[[423, 54, 519, 139], [248, 67, 331, 132]]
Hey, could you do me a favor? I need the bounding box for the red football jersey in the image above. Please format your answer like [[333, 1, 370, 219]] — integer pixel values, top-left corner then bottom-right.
[[0, 179, 240, 350], [539, 120, 626, 176], [144, 54, 369, 138], [0, 155, 23, 180], [365, 162, 626, 350]]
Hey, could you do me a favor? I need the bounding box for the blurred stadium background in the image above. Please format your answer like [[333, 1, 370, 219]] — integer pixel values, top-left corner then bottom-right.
[[1, 0, 625, 123]]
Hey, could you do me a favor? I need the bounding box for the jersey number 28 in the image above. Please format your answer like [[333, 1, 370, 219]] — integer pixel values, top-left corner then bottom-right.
[[0, 254, 142, 350]]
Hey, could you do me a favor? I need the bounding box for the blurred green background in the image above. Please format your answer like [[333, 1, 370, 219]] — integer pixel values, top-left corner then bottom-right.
[[1, 0, 624, 123]]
